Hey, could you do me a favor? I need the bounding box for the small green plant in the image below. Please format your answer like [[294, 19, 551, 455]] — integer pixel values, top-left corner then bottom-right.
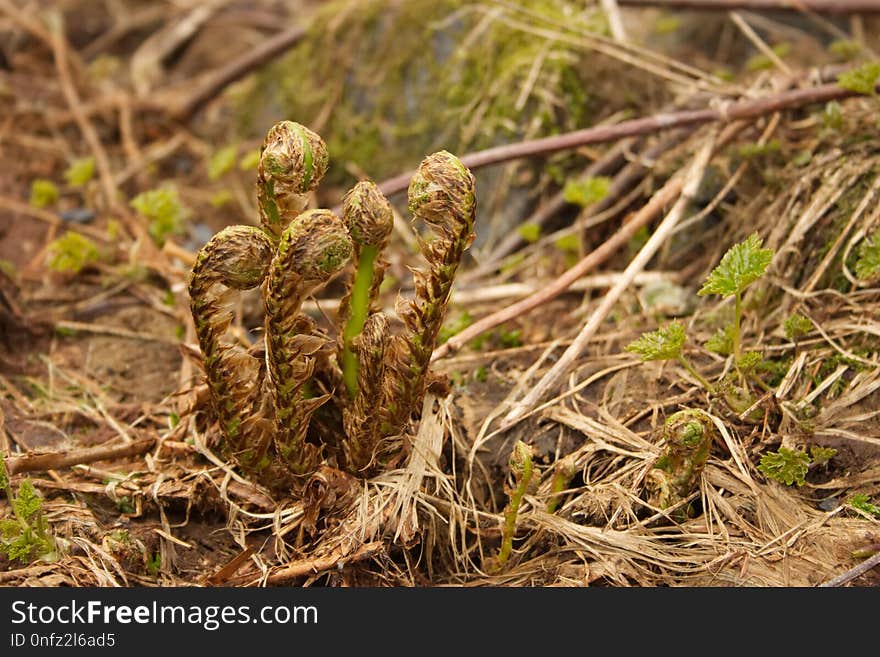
[[63, 156, 95, 187], [546, 456, 576, 514], [516, 222, 541, 244], [848, 494, 880, 518], [29, 179, 59, 208], [0, 454, 58, 564], [626, 321, 714, 392], [784, 313, 813, 341], [46, 231, 100, 274], [486, 441, 537, 571], [698, 232, 774, 377], [854, 230, 880, 280], [809, 445, 837, 466], [562, 176, 611, 208], [130, 186, 189, 246], [837, 61, 880, 95], [646, 409, 715, 516], [758, 447, 811, 486]]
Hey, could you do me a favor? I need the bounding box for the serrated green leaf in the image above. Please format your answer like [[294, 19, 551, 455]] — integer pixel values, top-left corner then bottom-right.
[[130, 186, 189, 246], [14, 479, 42, 520], [698, 233, 774, 298], [0, 518, 20, 540], [625, 321, 686, 361], [758, 447, 810, 486], [854, 231, 880, 280], [739, 351, 763, 373], [46, 231, 100, 274]]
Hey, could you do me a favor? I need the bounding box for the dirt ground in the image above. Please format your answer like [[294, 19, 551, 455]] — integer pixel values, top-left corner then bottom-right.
[[1, 0, 879, 587]]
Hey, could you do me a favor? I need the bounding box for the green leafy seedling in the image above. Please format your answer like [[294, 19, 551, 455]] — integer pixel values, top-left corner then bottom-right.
[[64, 157, 95, 187], [562, 176, 611, 208], [698, 232, 774, 376], [784, 313, 813, 341], [758, 447, 810, 486], [626, 321, 714, 393], [46, 231, 100, 274], [0, 455, 58, 564], [30, 179, 59, 208], [837, 61, 880, 95], [848, 494, 880, 519], [130, 186, 189, 246], [854, 230, 880, 280]]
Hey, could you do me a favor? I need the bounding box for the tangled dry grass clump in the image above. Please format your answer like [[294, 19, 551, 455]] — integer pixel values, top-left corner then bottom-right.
[[1, 1, 879, 588]]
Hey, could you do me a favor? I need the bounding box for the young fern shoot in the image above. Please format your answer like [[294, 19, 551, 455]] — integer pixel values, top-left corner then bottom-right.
[[257, 121, 329, 240], [381, 152, 476, 439], [188, 225, 276, 473], [338, 181, 393, 399], [264, 209, 353, 479], [488, 441, 537, 571]]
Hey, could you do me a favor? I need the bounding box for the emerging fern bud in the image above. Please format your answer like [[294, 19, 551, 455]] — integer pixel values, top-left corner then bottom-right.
[[188, 225, 275, 472], [381, 151, 476, 440], [338, 180, 394, 399], [646, 409, 715, 516], [264, 209, 352, 478], [257, 121, 329, 239]]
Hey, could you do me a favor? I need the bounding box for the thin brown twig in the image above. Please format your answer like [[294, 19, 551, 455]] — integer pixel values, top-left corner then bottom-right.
[[818, 549, 880, 587], [5, 438, 156, 476], [261, 541, 385, 585], [374, 78, 876, 200]]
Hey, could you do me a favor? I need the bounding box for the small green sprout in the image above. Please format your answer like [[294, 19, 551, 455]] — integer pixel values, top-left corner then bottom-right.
[[698, 232, 774, 374], [626, 321, 713, 392], [745, 43, 790, 72], [809, 445, 837, 466], [546, 456, 576, 514], [647, 409, 715, 516], [489, 441, 537, 571], [705, 323, 734, 356], [29, 179, 59, 208], [130, 186, 189, 246], [837, 61, 880, 95], [517, 222, 541, 243], [562, 176, 611, 208], [208, 145, 238, 181], [784, 313, 813, 341], [821, 101, 844, 131], [46, 231, 100, 274], [758, 447, 810, 486], [0, 455, 58, 564], [63, 157, 95, 187], [827, 39, 862, 62], [848, 494, 880, 518], [854, 230, 880, 280]]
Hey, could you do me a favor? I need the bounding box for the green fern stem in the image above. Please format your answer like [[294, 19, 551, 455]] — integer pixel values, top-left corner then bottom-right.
[[732, 291, 744, 381], [546, 457, 576, 514], [676, 354, 714, 393], [341, 244, 379, 397], [496, 441, 534, 568]]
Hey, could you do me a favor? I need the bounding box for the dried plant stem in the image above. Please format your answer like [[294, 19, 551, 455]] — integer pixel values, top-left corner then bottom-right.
[[504, 134, 717, 423], [819, 550, 880, 587], [5, 438, 156, 476], [374, 79, 876, 199]]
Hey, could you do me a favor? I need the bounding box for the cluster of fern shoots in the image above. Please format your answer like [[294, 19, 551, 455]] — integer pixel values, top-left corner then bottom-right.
[[188, 121, 475, 495]]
